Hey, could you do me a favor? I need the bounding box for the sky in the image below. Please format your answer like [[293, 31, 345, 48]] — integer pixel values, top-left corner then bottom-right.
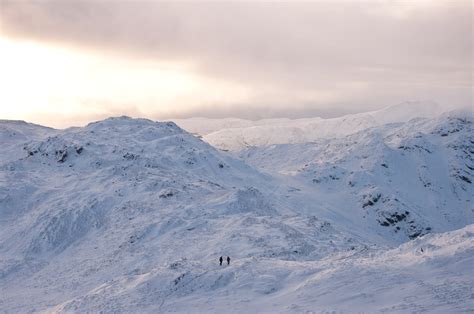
[[0, 0, 472, 128]]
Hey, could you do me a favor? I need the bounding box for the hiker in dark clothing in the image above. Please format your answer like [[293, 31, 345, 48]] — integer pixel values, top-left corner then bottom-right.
[[219, 256, 223, 266], [227, 256, 230, 265]]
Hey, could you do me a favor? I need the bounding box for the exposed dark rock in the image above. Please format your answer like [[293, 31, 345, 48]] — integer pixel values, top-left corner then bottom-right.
[[159, 191, 174, 198], [56, 150, 68, 163], [123, 152, 138, 160], [459, 175, 472, 184], [363, 194, 381, 208], [409, 232, 421, 239], [75, 146, 83, 154]]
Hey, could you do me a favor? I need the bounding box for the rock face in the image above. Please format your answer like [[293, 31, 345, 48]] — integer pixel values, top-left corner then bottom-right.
[[0, 107, 473, 313]]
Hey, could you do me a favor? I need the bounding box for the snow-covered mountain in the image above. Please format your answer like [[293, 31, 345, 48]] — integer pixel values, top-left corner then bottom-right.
[[173, 101, 467, 151], [0, 105, 473, 312], [0, 116, 362, 312], [239, 112, 473, 244]]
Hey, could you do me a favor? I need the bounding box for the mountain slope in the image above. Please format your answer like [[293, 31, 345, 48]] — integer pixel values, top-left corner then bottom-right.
[[239, 113, 473, 244], [0, 111, 472, 313], [8, 225, 474, 313], [0, 117, 361, 312]]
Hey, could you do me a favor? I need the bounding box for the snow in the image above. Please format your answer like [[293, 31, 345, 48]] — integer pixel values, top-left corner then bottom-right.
[[174, 101, 471, 151], [237, 113, 473, 244], [0, 104, 473, 312]]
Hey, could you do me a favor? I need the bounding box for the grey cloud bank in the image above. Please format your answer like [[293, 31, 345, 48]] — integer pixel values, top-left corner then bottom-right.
[[1, 1, 472, 119]]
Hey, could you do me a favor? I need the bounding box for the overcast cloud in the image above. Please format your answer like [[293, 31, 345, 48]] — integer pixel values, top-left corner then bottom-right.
[[0, 0, 472, 124]]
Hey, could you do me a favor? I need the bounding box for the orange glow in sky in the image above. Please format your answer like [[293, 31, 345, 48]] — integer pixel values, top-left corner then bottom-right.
[[0, 36, 250, 128]]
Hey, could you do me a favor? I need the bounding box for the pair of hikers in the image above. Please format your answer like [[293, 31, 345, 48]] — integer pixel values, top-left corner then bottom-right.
[[219, 256, 230, 266]]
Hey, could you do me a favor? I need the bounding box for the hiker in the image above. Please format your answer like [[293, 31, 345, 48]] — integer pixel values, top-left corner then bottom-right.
[[227, 256, 230, 265], [219, 256, 223, 266]]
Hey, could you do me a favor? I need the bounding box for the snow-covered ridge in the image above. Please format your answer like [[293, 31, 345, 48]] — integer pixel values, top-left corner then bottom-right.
[[173, 101, 471, 151]]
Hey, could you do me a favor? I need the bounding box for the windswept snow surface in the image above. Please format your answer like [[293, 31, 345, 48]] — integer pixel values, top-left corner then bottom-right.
[[0, 107, 473, 312], [46, 225, 474, 313]]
